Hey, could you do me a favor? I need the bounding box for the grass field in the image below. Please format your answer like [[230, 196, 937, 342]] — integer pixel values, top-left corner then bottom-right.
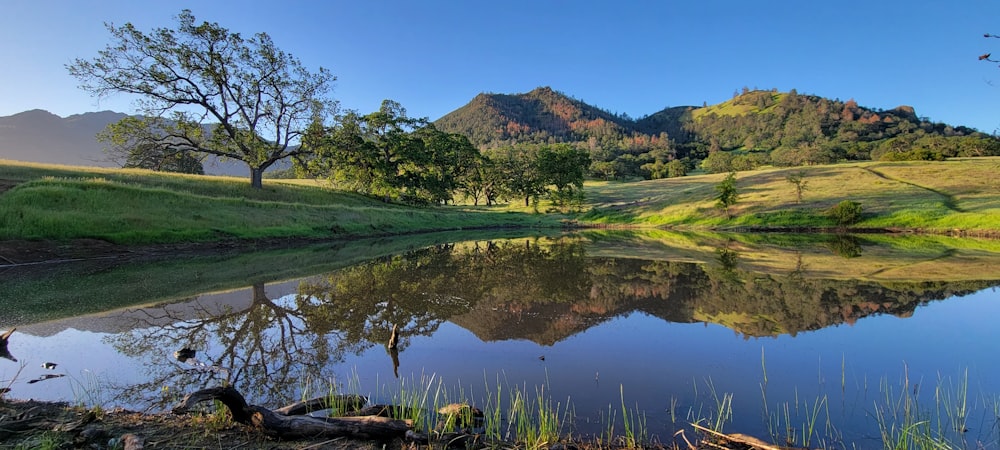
[[0, 160, 564, 244], [4, 158, 1000, 246], [581, 158, 1000, 232]]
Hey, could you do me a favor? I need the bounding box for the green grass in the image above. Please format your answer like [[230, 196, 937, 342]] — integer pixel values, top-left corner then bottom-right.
[[690, 92, 786, 121], [580, 158, 1000, 232], [873, 371, 955, 450], [0, 161, 563, 244], [7, 158, 1000, 245]]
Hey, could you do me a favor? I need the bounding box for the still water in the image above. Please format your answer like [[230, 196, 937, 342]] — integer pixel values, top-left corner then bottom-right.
[[4, 232, 1000, 447]]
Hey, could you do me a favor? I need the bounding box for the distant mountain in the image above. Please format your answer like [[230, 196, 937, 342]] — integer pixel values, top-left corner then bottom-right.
[[0, 109, 268, 176], [0, 109, 127, 168]]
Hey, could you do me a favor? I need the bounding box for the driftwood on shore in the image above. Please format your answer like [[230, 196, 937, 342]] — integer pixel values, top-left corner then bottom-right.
[[690, 423, 813, 450], [271, 393, 367, 416], [172, 386, 412, 440]]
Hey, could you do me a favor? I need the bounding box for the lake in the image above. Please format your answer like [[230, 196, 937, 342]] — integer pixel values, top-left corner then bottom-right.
[[3, 231, 1000, 448]]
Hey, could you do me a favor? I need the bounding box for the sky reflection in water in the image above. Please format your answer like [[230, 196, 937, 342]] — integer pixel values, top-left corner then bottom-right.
[[4, 236, 1000, 446]]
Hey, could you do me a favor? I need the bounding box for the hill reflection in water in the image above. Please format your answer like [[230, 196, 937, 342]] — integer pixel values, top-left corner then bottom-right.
[[7, 232, 1000, 446]]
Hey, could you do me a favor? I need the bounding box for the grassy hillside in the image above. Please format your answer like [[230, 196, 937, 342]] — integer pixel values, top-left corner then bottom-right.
[[0, 160, 564, 244], [5, 157, 1000, 247], [580, 157, 1000, 232], [689, 91, 786, 120]]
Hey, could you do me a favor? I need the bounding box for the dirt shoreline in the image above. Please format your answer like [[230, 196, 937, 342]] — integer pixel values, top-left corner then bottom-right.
[[0, 398, 407, 449], [0, 396, 686, 449]]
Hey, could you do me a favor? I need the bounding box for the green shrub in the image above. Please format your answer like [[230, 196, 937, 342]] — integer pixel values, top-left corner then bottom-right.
[[828, 200, 863, 225]]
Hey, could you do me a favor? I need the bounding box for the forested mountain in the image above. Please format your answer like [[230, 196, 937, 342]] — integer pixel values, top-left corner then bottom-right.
[[434, 86, 634, 146], [435, 87, 1000, 179]]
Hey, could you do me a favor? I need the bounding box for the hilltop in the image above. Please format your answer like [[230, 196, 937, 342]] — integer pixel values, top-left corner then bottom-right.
[[434, 86, 634, 146], [435, 87, 999, 179]]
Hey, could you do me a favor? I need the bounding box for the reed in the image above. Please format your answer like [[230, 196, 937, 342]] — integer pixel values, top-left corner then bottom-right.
[[934, 368, 969, 436], [68, 369, 109, 411], [870, 368, 957, 450], [695, 378, 733, 433]]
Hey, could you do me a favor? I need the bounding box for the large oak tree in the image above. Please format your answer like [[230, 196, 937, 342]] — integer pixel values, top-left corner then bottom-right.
[[68, 10, 336, 188]]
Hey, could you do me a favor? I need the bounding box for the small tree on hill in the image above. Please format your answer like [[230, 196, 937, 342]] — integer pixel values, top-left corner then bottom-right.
[[715, 172, 739, 219], [785, 170, 809, 203]]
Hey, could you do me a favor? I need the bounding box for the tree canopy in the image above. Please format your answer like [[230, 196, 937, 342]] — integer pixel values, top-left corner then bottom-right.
[[68, 9, 336, 188], [305, 100, 480, 204], [97, 116, 205, 174]]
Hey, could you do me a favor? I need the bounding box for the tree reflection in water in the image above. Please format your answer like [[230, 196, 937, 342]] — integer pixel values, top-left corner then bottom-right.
[[109, 281, 336, 408], [105, 235, 1000, 410]]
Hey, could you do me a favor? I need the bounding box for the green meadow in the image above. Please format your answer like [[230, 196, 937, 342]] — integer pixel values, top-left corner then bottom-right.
[[0, 160, 563, 244], [4, 158, 1000, 246], [581, 157, 1000, 232]]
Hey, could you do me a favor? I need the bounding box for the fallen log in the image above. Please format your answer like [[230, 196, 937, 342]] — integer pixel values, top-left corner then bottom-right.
[[173, 386, 411, 440], [341, 404, 428, 419], [272, 394, 367, 416], [691, 423, 812, 450], [343, 404, 395, 418]]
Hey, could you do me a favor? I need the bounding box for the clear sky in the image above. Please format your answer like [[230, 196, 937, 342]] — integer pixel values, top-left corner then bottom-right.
[[2, 0, 1000, 132]]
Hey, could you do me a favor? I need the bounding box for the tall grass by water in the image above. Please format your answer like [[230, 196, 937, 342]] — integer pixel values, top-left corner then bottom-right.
[[299, 360, 998, 449]]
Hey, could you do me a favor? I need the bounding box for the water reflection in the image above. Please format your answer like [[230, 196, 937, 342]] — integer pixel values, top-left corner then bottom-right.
[[106, 281, 342, 408], [90, 234, 1000, 418]]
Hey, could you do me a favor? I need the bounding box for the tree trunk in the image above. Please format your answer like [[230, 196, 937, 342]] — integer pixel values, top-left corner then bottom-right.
[[173, 387, 411, 440], [250, 167, 264, 190]]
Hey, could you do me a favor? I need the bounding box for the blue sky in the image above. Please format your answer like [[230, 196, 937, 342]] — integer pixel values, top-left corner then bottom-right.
[[2, 0, 1000, 132]]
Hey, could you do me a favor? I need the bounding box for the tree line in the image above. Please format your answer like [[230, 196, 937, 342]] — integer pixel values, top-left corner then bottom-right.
[[69, 10, 590, 206], [300, 100, 590, 206]]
